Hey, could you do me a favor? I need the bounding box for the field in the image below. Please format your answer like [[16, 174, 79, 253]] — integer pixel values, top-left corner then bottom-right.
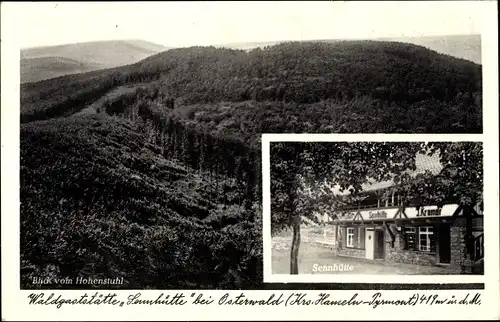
[[21, 40, 169, 83]]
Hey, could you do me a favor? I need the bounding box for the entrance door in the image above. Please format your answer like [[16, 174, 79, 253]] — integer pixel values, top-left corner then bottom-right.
[[365, 228, 374, 260], [374, 230, 385, 259], [438, 224, 451, 264]]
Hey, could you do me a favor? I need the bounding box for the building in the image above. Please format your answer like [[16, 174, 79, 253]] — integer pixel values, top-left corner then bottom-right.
[[315, 153, 484, 274]]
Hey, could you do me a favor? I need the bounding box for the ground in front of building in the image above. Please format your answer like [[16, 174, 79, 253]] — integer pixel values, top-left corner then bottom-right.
[[271, 237, 456, 275]]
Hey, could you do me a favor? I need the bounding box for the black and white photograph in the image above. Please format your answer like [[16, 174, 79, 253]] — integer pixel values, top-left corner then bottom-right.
[[15, 1, 487, 290], [1, 1, 499, 320], [268, 140, 483, 278]]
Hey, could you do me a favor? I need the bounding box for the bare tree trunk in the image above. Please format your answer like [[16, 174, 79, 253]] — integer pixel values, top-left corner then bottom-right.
[[290, 216, 300, 275]]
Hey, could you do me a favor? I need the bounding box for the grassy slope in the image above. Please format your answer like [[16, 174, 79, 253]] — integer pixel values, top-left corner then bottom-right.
[[21, 40, 169, 83], [21, 57, 104, 84]]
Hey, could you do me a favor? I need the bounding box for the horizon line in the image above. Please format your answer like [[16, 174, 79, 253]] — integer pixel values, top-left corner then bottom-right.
[[21, 33, 481, 50]]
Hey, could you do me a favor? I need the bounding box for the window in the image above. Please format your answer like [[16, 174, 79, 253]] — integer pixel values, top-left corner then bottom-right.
[[418, 226, 435, 252], [345, 226, 365, 249], [405, 227, 417, 251], [346, 228, 354, 247], [404, 226, 436, 252]]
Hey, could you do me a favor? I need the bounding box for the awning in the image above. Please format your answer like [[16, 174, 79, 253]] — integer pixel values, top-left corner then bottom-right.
[[332, 204, 462, 224]]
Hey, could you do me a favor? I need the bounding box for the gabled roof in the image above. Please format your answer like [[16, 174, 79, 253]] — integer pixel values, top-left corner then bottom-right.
[[330, 152, 442, 195], [414, 152, 442, 175]]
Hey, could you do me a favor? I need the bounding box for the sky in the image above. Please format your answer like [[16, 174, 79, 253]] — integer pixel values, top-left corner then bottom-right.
[[6, 1, 491, 49]]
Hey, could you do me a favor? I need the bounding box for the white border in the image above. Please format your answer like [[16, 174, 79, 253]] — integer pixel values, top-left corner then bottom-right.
[[2, 1, 499, 321], [262, 134, 493, 284]]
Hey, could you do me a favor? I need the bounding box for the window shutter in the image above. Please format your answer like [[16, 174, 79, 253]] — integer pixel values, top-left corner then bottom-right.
[[353, 227, 359, 248], [342, 227, 347, 247], [359, 226, 366, 249]]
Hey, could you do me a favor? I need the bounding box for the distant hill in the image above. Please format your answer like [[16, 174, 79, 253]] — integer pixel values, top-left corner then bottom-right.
[[377, 35, 482, 65], [21, 40, 169, 83], [217, 40, 284, 51], [218, 35, 482, 64], [20, 57, 103, 84]]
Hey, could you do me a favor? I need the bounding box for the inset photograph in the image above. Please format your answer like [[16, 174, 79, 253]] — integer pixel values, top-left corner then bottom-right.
[[265, 138, 483, 282], [17, 2, 485, 290]]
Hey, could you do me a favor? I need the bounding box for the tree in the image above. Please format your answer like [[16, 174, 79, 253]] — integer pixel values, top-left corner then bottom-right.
[[270, 141, 483, 274], [387, 142, 483, 208], [270, 142, 420, 274]]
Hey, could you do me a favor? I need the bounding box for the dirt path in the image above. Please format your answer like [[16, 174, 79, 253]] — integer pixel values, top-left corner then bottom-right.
[[73, 84, 144, 116], [272, 241, 456, 275]]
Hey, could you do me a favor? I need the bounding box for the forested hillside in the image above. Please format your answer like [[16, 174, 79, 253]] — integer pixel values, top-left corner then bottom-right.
[[222, 34, 482, 64], [21, 41, 482, 132], [21, 115, 262, 289], [20, 41, 483, 289]]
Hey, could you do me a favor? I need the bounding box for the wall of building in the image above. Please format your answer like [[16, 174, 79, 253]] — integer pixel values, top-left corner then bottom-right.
[[321, 216, 483, 273], [450, 217, 483, 274], [384, 224, 438, 266], [328, 225, 366, 259], [450, 223, 468, 273], [337, 247, 366, 259], [384, 219, 480, 273]]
